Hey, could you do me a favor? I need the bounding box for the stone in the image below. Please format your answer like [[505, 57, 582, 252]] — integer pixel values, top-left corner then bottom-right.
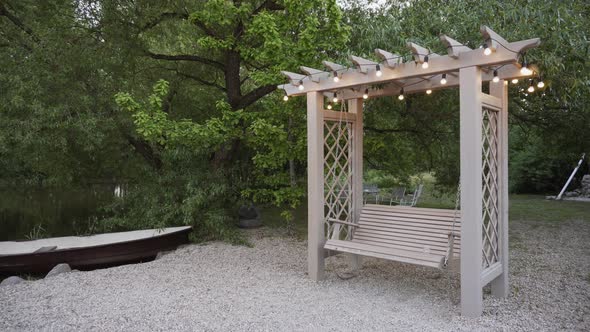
[[0, 276, 25, 287], [46, 263, 72, 278]]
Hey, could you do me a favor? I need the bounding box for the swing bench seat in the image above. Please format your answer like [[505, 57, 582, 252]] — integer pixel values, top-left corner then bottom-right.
[[324, 204, 461, 269]]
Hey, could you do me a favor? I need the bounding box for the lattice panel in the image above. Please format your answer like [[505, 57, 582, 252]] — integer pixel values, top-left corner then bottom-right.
[[482, 107, 500, 269], [323, 119, 354, 240]]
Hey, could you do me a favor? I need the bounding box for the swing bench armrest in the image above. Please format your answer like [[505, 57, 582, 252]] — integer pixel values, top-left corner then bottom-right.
[[327, 218, 359, 227]]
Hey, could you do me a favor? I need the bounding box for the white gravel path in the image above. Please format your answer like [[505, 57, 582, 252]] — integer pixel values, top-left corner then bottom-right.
[[1, 220, 589, 331]]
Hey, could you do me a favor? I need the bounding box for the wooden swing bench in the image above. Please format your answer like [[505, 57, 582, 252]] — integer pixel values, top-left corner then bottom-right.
[[324, 204, 461, 269]]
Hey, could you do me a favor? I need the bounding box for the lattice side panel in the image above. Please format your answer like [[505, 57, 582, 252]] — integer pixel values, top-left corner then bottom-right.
[[323, 119, 354, 240], [481, 107, 500, 269]]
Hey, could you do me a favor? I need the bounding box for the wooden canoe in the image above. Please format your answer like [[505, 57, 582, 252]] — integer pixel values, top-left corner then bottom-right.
[[0, 226, 192, 275]]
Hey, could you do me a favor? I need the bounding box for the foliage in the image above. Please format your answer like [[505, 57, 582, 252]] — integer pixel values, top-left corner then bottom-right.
[[343, 0, 590, 192]]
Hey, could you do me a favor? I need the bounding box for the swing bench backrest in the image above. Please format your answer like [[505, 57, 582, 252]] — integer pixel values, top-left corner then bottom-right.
[[324, 204, 461, 269]]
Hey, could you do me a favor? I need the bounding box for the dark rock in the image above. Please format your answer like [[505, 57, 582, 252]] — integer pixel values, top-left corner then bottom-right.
[[0, 276, 25, 287], [238, 204, 259, 220], [238, 218, 263, 229], [46, 263, 71, 278]]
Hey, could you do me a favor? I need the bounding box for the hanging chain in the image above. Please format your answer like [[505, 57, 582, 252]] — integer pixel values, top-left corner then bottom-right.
[[450, 181, 461, 235]]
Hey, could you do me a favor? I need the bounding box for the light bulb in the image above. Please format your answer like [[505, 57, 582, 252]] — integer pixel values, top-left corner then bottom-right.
[[283, 95, 289, 101], [426, 89, 432, 95], [298, 80, 304, 91], [492, 70, 500, 83], [527, 82, 535, 93], [332, 93, 338, 103], [375, 64, 382, 77], [327, 102, 333, 110], [363, 89, 369, 100], [483, 43, 492, 56], [537, 80, 545, 88], [520, 61, 532, 75], [511, 78, 519, 84], [398, 88, 404, 100], [333, 71, 339, 82], [422, 56, 429, 69], [440, 74, 447, 85]]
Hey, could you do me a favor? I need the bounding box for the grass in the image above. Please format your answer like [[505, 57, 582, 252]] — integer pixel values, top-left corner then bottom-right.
[[260, 195, 590, 240], [509, 195, 590, 223]]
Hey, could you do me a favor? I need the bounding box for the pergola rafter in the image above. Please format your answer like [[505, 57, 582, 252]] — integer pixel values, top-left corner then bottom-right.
[[281, 25, 541, 319], [279, 26, 540, 98]]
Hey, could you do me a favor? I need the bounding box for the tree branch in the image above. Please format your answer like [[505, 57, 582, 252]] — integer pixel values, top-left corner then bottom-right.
[[144, 50, 224, 70], [0, 2, 40, 43], [139, 12, 188, 32], [236, 84, 276, 110], [175, 71, 226, 92]]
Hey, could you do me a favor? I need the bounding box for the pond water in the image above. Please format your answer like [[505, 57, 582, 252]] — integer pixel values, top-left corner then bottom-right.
[[0, 186, 117, 241]]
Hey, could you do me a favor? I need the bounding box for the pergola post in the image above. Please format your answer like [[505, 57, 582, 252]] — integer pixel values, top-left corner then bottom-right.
[[348, 98, 364, 269], [307, 91, 325, 281], [490, 80, 510, 297], [459, 66, 484, 317]]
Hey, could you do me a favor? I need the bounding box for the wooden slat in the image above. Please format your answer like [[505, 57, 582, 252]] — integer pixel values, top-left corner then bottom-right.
[[356, 224, 457, 242], [361, 211, 460, 224], [359, 219, 459, 234], [324, 239, 444, 268], [364, 204, 460, 216], [352, 237, 459, 257], [353, 232, 460, 251], [353, 236, 459, 256]]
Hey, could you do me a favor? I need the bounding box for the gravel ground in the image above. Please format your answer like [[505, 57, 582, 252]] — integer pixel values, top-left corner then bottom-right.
[[1, 220, 589, 331]]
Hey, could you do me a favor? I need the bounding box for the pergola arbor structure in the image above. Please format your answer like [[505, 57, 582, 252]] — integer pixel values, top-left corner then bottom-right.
[[279, 26, 540, 317]]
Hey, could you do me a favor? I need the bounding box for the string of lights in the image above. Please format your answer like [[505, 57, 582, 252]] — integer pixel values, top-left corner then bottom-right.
[[284, 36, 544, 102]]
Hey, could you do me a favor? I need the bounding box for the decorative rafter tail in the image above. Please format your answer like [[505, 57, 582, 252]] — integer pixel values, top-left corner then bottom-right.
[[322, 61, 346, 73], [300, 66, 327, 83], [440, 35, 472, 58], [406, 42, 431, 63], [281, 71, 306, 85], [374, 49, 402, 68], [480, 25, 508, 53], [349, 55, 377, 74]]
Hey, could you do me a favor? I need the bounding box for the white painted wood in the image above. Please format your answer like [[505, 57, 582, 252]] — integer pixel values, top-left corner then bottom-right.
[[281, 71, 307, 85], [322, 60, 346, 72], [481, 93, 502, 110], [440, 35, 472, 58], [460, 66, 484, 317], [481, 262, 503, 286], [281, 38, 539, 95], [349, 98, 364, 269], [407, 42, 433, 63], [375, 49, 403, 68], [349, 55, 377, 74], [280, 64, 538, 99], [0, 226, 192, 255], [490, 80, 510, 298], [307, 91, 325, 281], [300, 66, 328, 83], [322, 110, 357, 122], [324, 239, 444, 268]]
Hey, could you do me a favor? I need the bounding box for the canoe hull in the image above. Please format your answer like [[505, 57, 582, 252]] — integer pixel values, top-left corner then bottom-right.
[[0, 227, 191, 275]]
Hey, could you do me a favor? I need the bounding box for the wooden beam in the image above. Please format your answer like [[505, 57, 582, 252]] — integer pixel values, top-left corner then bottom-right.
[[490, 78, 510, 298], [375, 49, 403, 68], [349, 55, 377, 74], [407, 42, 433, 64], [460, 66, 484, 317], [298, 64, 534, 100], [282, 38, 539, 96], [300, 66, 327, 83], [440, 35, 471, 58], [307, 91, 325, 281]]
